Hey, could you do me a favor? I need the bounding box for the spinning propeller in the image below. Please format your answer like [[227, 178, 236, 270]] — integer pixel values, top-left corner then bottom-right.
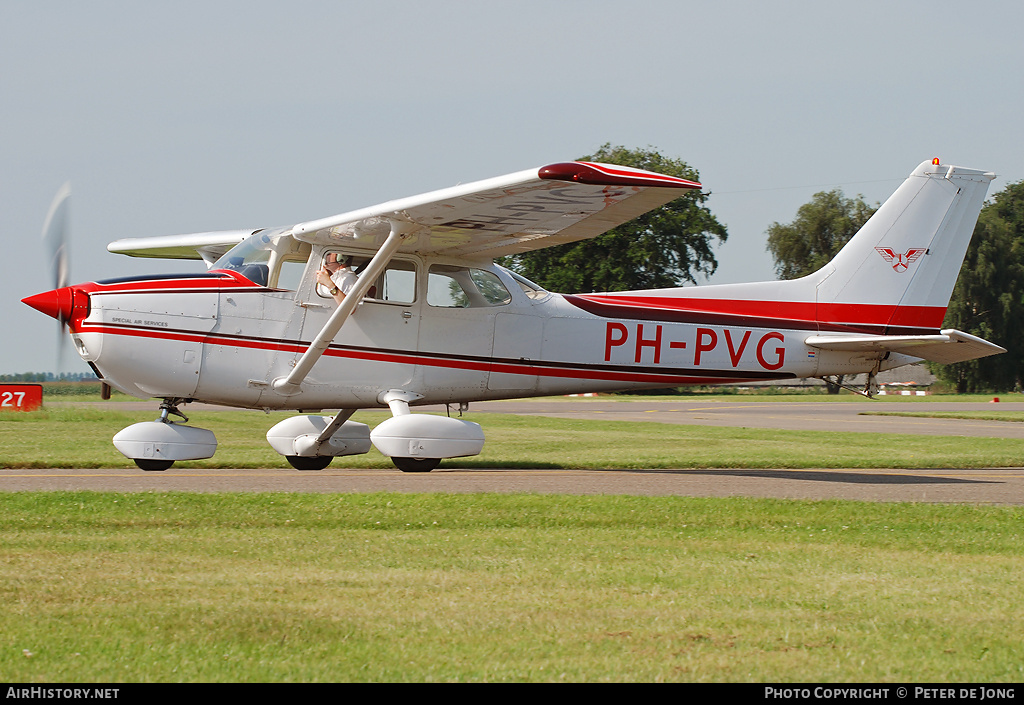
[[27, 183, 112, 397], [40, 183, 72, 372], [42, 182, 72, 292]]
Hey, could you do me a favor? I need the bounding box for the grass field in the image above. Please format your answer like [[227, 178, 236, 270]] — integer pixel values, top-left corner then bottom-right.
[[3, 402, 1024, 470], [2, 492, 1022, 682], [3, 395, 1024, 682], [865, 411, 1024, 423]]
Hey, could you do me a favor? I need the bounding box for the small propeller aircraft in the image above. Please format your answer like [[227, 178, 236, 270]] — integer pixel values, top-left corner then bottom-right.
[[23, 158, 1004, 471]]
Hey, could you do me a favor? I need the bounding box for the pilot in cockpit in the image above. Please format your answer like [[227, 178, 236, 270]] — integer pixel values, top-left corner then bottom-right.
[[316, 252, 359, 304]]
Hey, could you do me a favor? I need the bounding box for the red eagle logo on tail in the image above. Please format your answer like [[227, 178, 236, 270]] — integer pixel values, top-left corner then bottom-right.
[[875, 247, 927, 273]]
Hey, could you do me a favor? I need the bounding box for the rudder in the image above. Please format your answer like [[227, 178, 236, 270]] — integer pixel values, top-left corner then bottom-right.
[[813, 159, 995, 333]]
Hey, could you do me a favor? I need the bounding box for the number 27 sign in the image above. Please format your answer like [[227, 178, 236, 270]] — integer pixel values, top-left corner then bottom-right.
[[0, 385, 43, 412]]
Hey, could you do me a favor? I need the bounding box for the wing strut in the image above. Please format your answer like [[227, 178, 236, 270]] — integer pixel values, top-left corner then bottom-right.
[[272, 219, 416, 395]]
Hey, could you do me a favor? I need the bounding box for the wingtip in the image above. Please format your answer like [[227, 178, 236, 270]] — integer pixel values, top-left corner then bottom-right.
[[539, 162, 701, 189]]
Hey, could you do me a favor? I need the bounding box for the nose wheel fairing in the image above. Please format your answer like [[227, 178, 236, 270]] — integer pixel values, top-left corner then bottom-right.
[[112, 401, 217, 471]]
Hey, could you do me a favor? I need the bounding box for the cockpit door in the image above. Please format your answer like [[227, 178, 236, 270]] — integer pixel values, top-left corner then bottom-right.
[[292, 254, 422, 403]]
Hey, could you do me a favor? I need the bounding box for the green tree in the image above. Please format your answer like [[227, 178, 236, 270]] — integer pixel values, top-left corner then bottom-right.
[[765, 189, 877, 279], [500, 144, 727, 293], [766, 189, 876, 393], [933, 181, 1024, 393]]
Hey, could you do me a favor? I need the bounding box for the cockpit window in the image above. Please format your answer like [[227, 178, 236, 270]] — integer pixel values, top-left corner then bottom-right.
[[215, 232, 271, 285], [314, 252, 417, 303], [213, 228, 311, 289], [376, 260, 417, 303]]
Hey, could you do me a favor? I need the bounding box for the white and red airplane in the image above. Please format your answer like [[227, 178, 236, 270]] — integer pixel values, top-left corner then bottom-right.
[[23, 158, 1004, 471]]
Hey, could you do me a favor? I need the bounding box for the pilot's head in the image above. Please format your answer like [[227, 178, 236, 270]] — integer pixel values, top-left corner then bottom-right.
[[324, 253, 352, 270]]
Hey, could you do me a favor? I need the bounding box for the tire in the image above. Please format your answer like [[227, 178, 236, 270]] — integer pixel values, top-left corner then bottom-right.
[[135, 459, 173, 471], [392, 457, 441, 473], [286, 455, 333, 471]]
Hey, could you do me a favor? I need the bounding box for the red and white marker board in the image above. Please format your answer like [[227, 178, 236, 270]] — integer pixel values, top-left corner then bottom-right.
[[0, 385, 43, 412]]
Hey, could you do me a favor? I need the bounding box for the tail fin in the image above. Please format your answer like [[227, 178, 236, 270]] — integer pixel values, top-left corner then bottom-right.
[[568, 159, 995, 345], [814, 159, 995, 333]]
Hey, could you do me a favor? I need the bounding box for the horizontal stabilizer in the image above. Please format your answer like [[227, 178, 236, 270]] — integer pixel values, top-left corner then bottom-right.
[[107, 230, 256, 266], [805, 329, 1006, 364]]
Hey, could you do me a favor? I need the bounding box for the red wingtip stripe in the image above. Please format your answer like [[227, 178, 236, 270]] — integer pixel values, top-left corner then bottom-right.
[[539, 162, 701, 189]]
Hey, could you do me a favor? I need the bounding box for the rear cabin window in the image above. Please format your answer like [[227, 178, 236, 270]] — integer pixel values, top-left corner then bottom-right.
[[427, 265, 512, 308]]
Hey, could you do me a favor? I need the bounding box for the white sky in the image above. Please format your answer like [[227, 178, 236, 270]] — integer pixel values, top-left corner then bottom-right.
[[3, 0, 1022, 374]]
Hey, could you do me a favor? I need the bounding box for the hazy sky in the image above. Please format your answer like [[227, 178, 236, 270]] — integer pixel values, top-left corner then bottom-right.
[[3, 1, 1022, 374]]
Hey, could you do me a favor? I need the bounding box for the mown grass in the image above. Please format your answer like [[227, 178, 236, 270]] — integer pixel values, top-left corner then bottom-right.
[[3, 401, 1024, 682], [865, 411, 1024, 423], [1, 492, 1022, 682], [3, 405, 1024, 470]]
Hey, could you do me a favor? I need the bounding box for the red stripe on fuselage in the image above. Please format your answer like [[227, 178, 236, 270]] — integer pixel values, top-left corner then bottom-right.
[[569, 295, 945, 334], [81, 270, 263, 296]]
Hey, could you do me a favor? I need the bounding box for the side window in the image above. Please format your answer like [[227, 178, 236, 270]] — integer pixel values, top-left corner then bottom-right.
[[276, 258, 308, 291], [427, 265, 511, 308], [471, 268, 513, 305], [315, 251, 365, 299], [315, 252, 417, 304], [507, 270, 550, 301], [375, 260, 416, 304]]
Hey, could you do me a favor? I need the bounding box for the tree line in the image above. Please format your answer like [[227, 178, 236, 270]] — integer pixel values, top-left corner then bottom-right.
[[0, 372, 99, 382]]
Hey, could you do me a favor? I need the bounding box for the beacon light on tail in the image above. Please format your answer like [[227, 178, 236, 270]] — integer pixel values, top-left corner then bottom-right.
[[23, 158, 1003, 471]]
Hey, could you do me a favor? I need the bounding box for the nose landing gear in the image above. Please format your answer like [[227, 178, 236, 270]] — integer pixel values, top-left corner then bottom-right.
[[112, 398, 217, 471]]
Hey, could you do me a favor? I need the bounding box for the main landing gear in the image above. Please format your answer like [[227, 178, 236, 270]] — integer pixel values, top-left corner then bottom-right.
[[366, 391, 484, 472], [390, 457, 441, 473], [265, 411, 372, 470], [265, 392, 485, 473]]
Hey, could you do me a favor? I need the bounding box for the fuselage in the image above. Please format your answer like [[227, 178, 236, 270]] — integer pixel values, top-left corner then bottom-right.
[[44, 251, 899, 411]]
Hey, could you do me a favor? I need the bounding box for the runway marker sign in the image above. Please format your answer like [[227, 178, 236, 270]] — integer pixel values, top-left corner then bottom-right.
[[0, 384, 43, 412]]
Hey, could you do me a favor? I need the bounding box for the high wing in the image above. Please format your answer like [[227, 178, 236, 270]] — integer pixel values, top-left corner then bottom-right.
[[107, 162, 701, 264], [805, 330, 1006, 365], [290, 162, 701, 258], [107, 229, 256, 266]]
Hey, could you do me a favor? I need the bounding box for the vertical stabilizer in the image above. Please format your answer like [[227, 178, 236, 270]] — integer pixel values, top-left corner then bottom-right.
[[815, 160, 995, 332]]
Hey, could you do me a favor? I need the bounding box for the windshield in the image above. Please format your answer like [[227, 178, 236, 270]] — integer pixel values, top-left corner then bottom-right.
[[213, 228, 310, 289]]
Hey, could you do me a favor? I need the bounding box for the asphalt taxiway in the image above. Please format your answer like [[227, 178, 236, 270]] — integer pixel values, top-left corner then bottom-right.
[[3, 465, 1022, 504], [6, 398, 1024, 503]]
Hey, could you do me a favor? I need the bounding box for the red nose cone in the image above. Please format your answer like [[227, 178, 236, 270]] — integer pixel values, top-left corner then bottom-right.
[[22, 287, 74, 322]]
